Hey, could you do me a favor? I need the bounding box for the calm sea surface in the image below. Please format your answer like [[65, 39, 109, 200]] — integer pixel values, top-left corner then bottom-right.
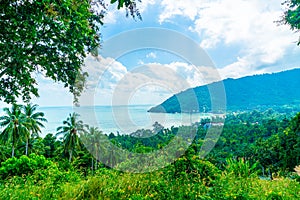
[[24, 105, 211, 136]]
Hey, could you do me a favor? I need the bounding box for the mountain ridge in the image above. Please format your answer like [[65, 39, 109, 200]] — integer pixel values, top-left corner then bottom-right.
[[148, 68, 300, 113]]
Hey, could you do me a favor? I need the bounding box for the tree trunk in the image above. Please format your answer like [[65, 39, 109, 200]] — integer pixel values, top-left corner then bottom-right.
[[268, 168, 273, 180], [91, 158, 94, 175], [12, 145, 15, 158], [95, 150, 98, 170], [69, 150, 73, 162], [25, 138, 28, 156]]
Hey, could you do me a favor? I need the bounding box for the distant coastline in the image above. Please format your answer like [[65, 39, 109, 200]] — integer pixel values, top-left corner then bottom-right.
[[38, 105, 212, 136]]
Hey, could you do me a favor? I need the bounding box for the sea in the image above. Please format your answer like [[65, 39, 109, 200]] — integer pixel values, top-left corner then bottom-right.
[[6, 105, 212, 137]]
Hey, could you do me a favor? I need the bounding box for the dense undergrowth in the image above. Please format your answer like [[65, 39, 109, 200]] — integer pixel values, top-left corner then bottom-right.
[[0, 157, 299, 199]]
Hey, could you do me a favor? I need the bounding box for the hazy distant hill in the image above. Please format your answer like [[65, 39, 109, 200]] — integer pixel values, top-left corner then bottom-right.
[[148, 68, 300, 113]]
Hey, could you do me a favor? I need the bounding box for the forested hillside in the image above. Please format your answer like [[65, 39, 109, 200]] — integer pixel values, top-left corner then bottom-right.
[[149, 68, 300, 113]]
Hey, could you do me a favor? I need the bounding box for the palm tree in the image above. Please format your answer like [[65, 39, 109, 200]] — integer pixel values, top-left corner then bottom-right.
[[83, 126, 105, 171], [56, 113, 85, 162], [0, 104, 29, 157], [18, 136, 46, 156], [22, 104, 47, 155]]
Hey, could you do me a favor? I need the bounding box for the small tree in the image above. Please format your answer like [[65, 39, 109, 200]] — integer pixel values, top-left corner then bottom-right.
[[22, 104, 47, 155], [56, 113, 85, 162], [0, 105, 29, 157]]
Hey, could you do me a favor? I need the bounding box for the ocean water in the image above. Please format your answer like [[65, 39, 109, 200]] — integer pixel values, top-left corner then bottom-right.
[[30, 105, 211, 136]]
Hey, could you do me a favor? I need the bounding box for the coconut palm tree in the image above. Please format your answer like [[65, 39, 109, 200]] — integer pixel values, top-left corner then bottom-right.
[[56, 113, 85, 162], [22, 104, 47, 155], [83, 126, 106, 171], [0, 104, 29, 157], [18, 136, 46, 156]]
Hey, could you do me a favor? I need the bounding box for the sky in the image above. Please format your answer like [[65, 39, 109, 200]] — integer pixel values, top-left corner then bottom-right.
[[7, 0, 300, 107]]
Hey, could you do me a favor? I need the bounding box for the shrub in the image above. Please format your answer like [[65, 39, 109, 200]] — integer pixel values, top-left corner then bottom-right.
[[167, 155, 221, 186], [0, 153, 53, 179], [224, 158, 259, 178]]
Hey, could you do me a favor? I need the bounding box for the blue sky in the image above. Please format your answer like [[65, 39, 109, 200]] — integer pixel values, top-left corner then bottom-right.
[[6, 0, 300, 107]]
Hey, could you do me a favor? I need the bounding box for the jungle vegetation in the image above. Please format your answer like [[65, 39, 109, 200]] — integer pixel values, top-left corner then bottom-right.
[[0, 105, 299, 199]]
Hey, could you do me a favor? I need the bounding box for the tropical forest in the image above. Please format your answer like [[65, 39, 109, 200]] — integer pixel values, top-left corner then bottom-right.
[[1, 0, 300, 200]]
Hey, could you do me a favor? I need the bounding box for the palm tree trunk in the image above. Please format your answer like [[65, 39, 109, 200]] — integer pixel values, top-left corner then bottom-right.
[[69, 150, 73, 162], [25, 138, 28, 156], [95, 150, 98, 170], [91, 158, 94, 175], [12, 145, 15, 158]]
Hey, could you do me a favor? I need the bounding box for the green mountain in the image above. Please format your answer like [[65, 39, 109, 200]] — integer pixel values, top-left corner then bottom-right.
[[148, 68, 300, 113]]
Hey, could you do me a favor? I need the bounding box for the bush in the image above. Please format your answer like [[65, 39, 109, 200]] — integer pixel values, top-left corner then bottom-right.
[[224, 158, 259, 178], [166, 155, 221, 186], [0, 153, 53, 179]]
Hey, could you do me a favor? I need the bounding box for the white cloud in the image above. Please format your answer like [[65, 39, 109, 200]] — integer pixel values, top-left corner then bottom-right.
[[81, 56, 221, 105], [83, 55, 128, 88], [102, 0, 156, 24], [137, 60, 145, 65], [146, 52, 157, 59], [111, 63, 188, 105], [78, 55, 128, 105], [103, 9, 118, 24], [158, 0, 299, 78], [138, 0, 157, 13], [218, 57, 265, 79], [159, 0, 202, 23], [163, 62, 222, 86]]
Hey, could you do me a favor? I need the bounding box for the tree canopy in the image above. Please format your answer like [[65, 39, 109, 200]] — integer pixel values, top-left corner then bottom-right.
[[282, 0, 300, 45], [0, 0, 141, 104]]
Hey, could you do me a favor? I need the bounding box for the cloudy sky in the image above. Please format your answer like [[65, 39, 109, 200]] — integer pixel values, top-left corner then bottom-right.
[[25, 0, 300, 107]]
